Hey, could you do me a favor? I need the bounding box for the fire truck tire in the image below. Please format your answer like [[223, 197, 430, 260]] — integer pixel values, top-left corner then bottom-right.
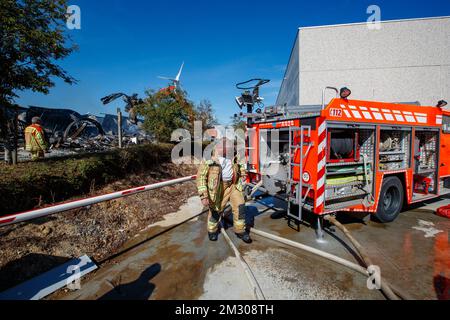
[[374, 176, 404, 223]]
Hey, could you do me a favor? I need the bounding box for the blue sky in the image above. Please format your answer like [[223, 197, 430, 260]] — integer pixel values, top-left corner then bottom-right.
[[16, 0, 450, 124]]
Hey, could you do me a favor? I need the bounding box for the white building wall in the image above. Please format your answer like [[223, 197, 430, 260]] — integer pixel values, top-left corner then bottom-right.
[[277, 17, 450, 107], [276, 35, 300, 106]]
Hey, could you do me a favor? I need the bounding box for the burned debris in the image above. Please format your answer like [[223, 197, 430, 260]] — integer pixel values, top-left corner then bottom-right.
[[101, 92, 144, 125], [1, 105, 151, 162]]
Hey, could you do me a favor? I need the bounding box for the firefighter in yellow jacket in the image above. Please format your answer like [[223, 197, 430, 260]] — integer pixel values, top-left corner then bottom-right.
[[25, 117, 48, 161], [197, 138, 252, 243]]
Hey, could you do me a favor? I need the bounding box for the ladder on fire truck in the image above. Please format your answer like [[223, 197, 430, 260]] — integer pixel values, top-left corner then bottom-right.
[[287, 126, 313, 227]]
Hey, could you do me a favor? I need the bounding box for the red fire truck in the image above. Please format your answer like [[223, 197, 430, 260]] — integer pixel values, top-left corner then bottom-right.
[[238, 82, 450, 232]]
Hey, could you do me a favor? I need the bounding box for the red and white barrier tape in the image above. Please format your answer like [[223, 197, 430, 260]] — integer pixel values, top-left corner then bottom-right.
[[0, 175, 197, 227]]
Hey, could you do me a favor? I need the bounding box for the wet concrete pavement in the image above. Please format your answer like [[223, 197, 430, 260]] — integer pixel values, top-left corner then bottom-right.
[[249, 195, 450, 300], [56, 193, 449, 300]]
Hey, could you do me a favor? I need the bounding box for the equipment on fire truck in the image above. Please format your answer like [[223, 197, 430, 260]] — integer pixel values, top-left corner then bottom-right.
[[324, 126, 374, 207], [379, 130, 410, 171], [235, 79, 270, 125], [412, 130, 440, 200], [235, 78, 272, 176], [325, 155, 374, 205], [379, 136, 400, 152], [437, 100, 448, 109], [415, 132, 438, 172], [414, 176, 433, 195], [328, 130, 360, 163]]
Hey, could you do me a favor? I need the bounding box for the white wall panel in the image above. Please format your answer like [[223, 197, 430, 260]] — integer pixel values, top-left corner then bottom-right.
[[277, 17, 450, 107]]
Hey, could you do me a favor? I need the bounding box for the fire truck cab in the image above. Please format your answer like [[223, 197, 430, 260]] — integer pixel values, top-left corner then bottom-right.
[[246, 88, 450, 227]]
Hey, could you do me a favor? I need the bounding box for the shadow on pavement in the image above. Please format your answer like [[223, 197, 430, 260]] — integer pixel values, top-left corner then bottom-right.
[[98, 263, 161, 300]]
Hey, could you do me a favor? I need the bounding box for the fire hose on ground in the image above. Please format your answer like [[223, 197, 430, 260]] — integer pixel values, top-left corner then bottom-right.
[[323, 215, 405, 300], [221, 224, 266, 300], [250, 225, 408, 300]]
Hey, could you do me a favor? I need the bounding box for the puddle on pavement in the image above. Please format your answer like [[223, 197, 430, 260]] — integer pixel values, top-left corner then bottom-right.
[[114, 214, 234, 300], [117, 197, 205, 253]]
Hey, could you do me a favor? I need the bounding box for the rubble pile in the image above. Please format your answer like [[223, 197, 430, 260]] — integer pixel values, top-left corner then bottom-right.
[[1, 105, 152, 159]]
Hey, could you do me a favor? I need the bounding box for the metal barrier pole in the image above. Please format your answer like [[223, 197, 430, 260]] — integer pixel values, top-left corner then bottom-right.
[[117, 108, 123, 149], [0, 175, 197, 227]]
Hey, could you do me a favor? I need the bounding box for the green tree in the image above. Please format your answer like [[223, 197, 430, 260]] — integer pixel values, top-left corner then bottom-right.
[[195, 99, 217, 129], [0, 0, 76, 107], [137, 89, 196, 143]]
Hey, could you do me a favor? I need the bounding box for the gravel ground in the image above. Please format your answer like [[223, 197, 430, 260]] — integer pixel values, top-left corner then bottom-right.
[[0, 163, 197, 292]]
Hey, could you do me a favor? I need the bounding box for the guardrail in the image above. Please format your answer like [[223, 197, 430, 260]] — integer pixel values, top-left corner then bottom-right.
[[0, 175, 197, 227]]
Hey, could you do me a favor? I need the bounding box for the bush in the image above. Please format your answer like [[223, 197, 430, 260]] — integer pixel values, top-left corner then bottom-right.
[[0, 144, 173, 215]]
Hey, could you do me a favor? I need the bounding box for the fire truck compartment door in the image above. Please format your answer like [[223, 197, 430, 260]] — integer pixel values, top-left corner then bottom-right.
[[440, 115, 450, 178]]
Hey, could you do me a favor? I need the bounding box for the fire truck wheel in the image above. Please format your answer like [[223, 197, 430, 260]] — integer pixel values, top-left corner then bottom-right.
[[375, 176, 404, 223]]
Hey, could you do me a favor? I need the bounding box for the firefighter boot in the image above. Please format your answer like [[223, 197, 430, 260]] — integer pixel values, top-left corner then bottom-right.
[[208, 232, 219, 242], [236, 232, 252, 244], [207, 210, 221, 239]]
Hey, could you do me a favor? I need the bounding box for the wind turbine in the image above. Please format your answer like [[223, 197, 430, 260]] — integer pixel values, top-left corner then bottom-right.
[[158, 62, 185, 89]]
